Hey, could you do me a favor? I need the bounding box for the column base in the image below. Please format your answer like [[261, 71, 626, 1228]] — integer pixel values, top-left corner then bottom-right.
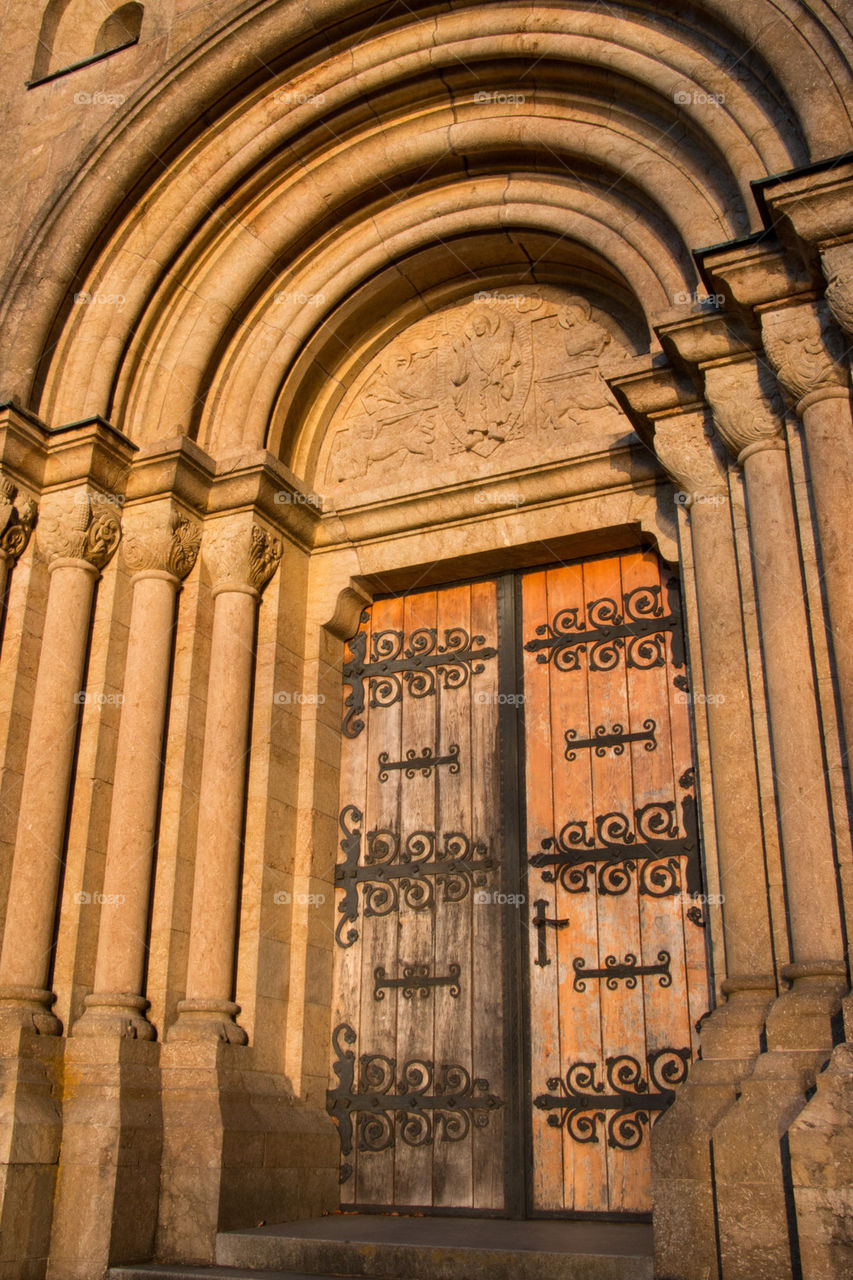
[[0, 987, 61, 1037], [72, 992, 156, 1040], [0, 1026, 63, 1280], [168, 999, 248, 1045], [46, 1036, 162, 1280], [711, 970, 847, 1280], [789, 994, 853, 1280], [652, 980, 775, 1280], [157, 1040, 338, 1264]]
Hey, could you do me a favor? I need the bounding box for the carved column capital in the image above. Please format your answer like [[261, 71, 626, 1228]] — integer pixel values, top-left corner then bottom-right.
[[820, 244, 853, 338], [0, 475, 37, 564], [703, 360, 788, 465], [202, 517, 282, 596], [36, 488, 122, 571], [760, 300, 848, 410], [651, 411, 729, 503], [120, 501, 202, 581]]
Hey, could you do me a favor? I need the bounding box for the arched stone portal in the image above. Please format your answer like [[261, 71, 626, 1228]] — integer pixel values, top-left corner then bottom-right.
[[0, 2, 852, 1277]]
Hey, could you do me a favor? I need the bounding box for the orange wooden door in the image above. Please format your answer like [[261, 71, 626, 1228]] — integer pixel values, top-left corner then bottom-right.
[[328, 552, 709, 1216], [328, 583, 511, 1211], [522, 549, 709, 1215]]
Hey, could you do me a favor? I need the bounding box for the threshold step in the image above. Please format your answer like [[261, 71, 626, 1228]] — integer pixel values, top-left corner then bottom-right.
[[111, 1268, 370, 1279], [214, 1215, 654, 1280]]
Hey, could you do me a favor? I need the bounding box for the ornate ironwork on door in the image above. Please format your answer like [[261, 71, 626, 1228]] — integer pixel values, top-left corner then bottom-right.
[[329, 552, 709, 1216]]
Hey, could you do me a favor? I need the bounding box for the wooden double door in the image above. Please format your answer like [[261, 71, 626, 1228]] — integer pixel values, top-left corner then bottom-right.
[[327, 549, 710, 1217]]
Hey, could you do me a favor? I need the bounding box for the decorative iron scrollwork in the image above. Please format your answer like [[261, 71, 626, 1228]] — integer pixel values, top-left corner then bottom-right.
[[573, 951, 672, 992], [565, 720, 657, 761], [534, 1047, 691, 1150], [327, 1023, 503, 1178], [378, 743, 461, 782], [528, 794, 701, 899], [342, 624, 498, 738], [525, 582, 685, 674], [334, 807, 494, 947], [373, 963, 462, 1001]]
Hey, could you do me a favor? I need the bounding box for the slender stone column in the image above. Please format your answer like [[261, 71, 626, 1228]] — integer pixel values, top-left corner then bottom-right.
[[0, 476, 36, 613], [169, 518, 281, 1044], [611, 364, 777, 1279], [760, 299, 853, 762], [73, 504, 201, 1040], [0, 490, 121, 1034], [703, 356, 846, 1280]]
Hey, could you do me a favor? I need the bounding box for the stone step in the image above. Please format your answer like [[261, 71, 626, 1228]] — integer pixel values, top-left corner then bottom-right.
[[111, 1269, 367, 1280], [212, 1215, 655, 1280]]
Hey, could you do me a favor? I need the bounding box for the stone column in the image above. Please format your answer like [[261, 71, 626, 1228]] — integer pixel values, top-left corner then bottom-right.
[[702, 356, 847, 1280], [611, 366, 777, 1280], [0, 490, 121, 1034], [72, 504, 201, 1040], [760, 299, 853, 760], [0, 476, 36, 612], [169, 518, 281, 1044]]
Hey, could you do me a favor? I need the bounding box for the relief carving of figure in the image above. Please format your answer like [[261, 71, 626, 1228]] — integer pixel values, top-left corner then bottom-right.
[[447, 309, 531, 455], [538, 296, 623, 430], [332, 346, 438, 481]]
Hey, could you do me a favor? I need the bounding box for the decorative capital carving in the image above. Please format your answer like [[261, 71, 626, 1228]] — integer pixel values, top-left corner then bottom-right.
[[760, 301, 848, 407], [820, 244, 853, 338], [652, 411, 728, 501], [703, 360, 787, 464], [202, 517, 282, 595], [121, 502, 202, 580], [0, 475, 37, 564], [36, 489, 122, 570]]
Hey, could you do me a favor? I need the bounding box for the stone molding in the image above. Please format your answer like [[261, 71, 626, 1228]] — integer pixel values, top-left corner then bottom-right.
[[703, 360, 788, 464], [202, 517, 282, 595], [760, 301, 849, 408], [0, 475, 37, 563], [120, 501, 202, 581], [36, 488, 122, 570]]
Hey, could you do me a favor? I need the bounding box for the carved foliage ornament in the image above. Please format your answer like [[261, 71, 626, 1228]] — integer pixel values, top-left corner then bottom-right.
[[0, 476, 37, 563], [761, 301, 848, 405], [703, 360, 787, 461], [652, 412, 728, 498], [821, 245, 853, 339], [36, 489, 122, 569], [203, 520, 282, 594], [121, 505, 202, 580]]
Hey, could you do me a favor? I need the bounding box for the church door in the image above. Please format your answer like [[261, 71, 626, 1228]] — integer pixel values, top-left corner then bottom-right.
[[327, 548, 709, 1216]]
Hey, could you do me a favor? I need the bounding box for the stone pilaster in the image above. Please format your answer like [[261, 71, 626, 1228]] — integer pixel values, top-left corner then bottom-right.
[[168, 516, 281, 1045], [0, 488, 122, 1035]]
